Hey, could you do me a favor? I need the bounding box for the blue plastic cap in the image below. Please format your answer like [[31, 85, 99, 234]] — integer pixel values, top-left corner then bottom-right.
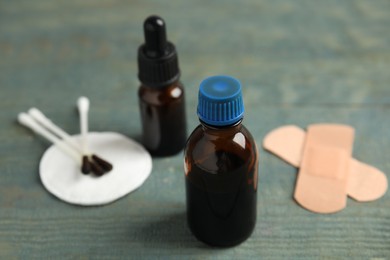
[[197, 75, 244, 126]]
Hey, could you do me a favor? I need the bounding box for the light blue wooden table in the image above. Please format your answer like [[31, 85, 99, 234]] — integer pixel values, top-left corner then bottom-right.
[[1, 0, 389, 258]]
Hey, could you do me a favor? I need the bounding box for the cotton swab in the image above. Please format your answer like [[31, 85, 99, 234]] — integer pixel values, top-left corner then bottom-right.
[[20, 103, 113, 176], [76, 97, 95, 174], [28, 108, 81, 153], [77, 97, 90, 156], [28, 107, 92, 174], [29, 106, 112, 176], [77, 97, 103, 175], [18, 113, 81, 164], [77, 97, 113, 173]]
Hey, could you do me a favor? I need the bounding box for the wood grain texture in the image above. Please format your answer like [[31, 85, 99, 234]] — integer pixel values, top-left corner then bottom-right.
[[1, 0, 389, 258]]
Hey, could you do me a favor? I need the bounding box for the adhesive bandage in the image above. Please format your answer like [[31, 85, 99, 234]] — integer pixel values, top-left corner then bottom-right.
[[263, 124, 388, 213]]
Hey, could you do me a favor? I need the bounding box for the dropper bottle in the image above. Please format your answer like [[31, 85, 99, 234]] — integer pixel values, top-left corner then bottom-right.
[[137, 15, 187, 156]]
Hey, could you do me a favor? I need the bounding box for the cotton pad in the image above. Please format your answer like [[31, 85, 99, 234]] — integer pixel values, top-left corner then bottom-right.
[[40, 132, 152, 206]]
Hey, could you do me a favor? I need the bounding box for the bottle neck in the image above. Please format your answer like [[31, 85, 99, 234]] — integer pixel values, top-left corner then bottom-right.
[[200, 119, 243, 134], [141, 80, 180, 90]]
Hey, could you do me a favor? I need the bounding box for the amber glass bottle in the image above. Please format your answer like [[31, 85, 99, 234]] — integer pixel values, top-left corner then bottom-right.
[[184, 75, 259, 247], [137, 15, 187, 156]]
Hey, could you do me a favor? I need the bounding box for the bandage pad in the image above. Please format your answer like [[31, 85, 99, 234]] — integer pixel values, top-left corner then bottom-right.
[[263, 125, 388, 211], [295, 124, 354, 213]]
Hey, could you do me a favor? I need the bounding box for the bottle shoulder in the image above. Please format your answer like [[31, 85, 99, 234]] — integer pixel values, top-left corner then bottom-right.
[[185, 123, 257, 173], [186, 124, 256, 147], [138, 81, 184, 106]]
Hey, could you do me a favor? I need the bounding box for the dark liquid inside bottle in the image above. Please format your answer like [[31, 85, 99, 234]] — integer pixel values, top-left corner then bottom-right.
[[139, 81, 187, 156], [184, 123, 258, 247], [137, 16, 187, 156]]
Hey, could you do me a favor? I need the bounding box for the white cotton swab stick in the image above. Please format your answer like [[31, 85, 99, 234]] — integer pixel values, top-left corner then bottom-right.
[[17, 113, 81, 164], [28, 103, 112, 176], [77, 97, 113, 175], [28, 107, 93, 174], [28, 108, 82, 153], [76, 97, 98, 175], [77, 97, 90, 155]]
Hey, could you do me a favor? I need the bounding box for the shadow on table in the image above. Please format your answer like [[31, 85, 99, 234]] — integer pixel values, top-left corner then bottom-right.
[[133, 211, 212, 249]]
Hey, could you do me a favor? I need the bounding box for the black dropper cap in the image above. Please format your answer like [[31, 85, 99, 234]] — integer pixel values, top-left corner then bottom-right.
[[138, 15, 180, 88]]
